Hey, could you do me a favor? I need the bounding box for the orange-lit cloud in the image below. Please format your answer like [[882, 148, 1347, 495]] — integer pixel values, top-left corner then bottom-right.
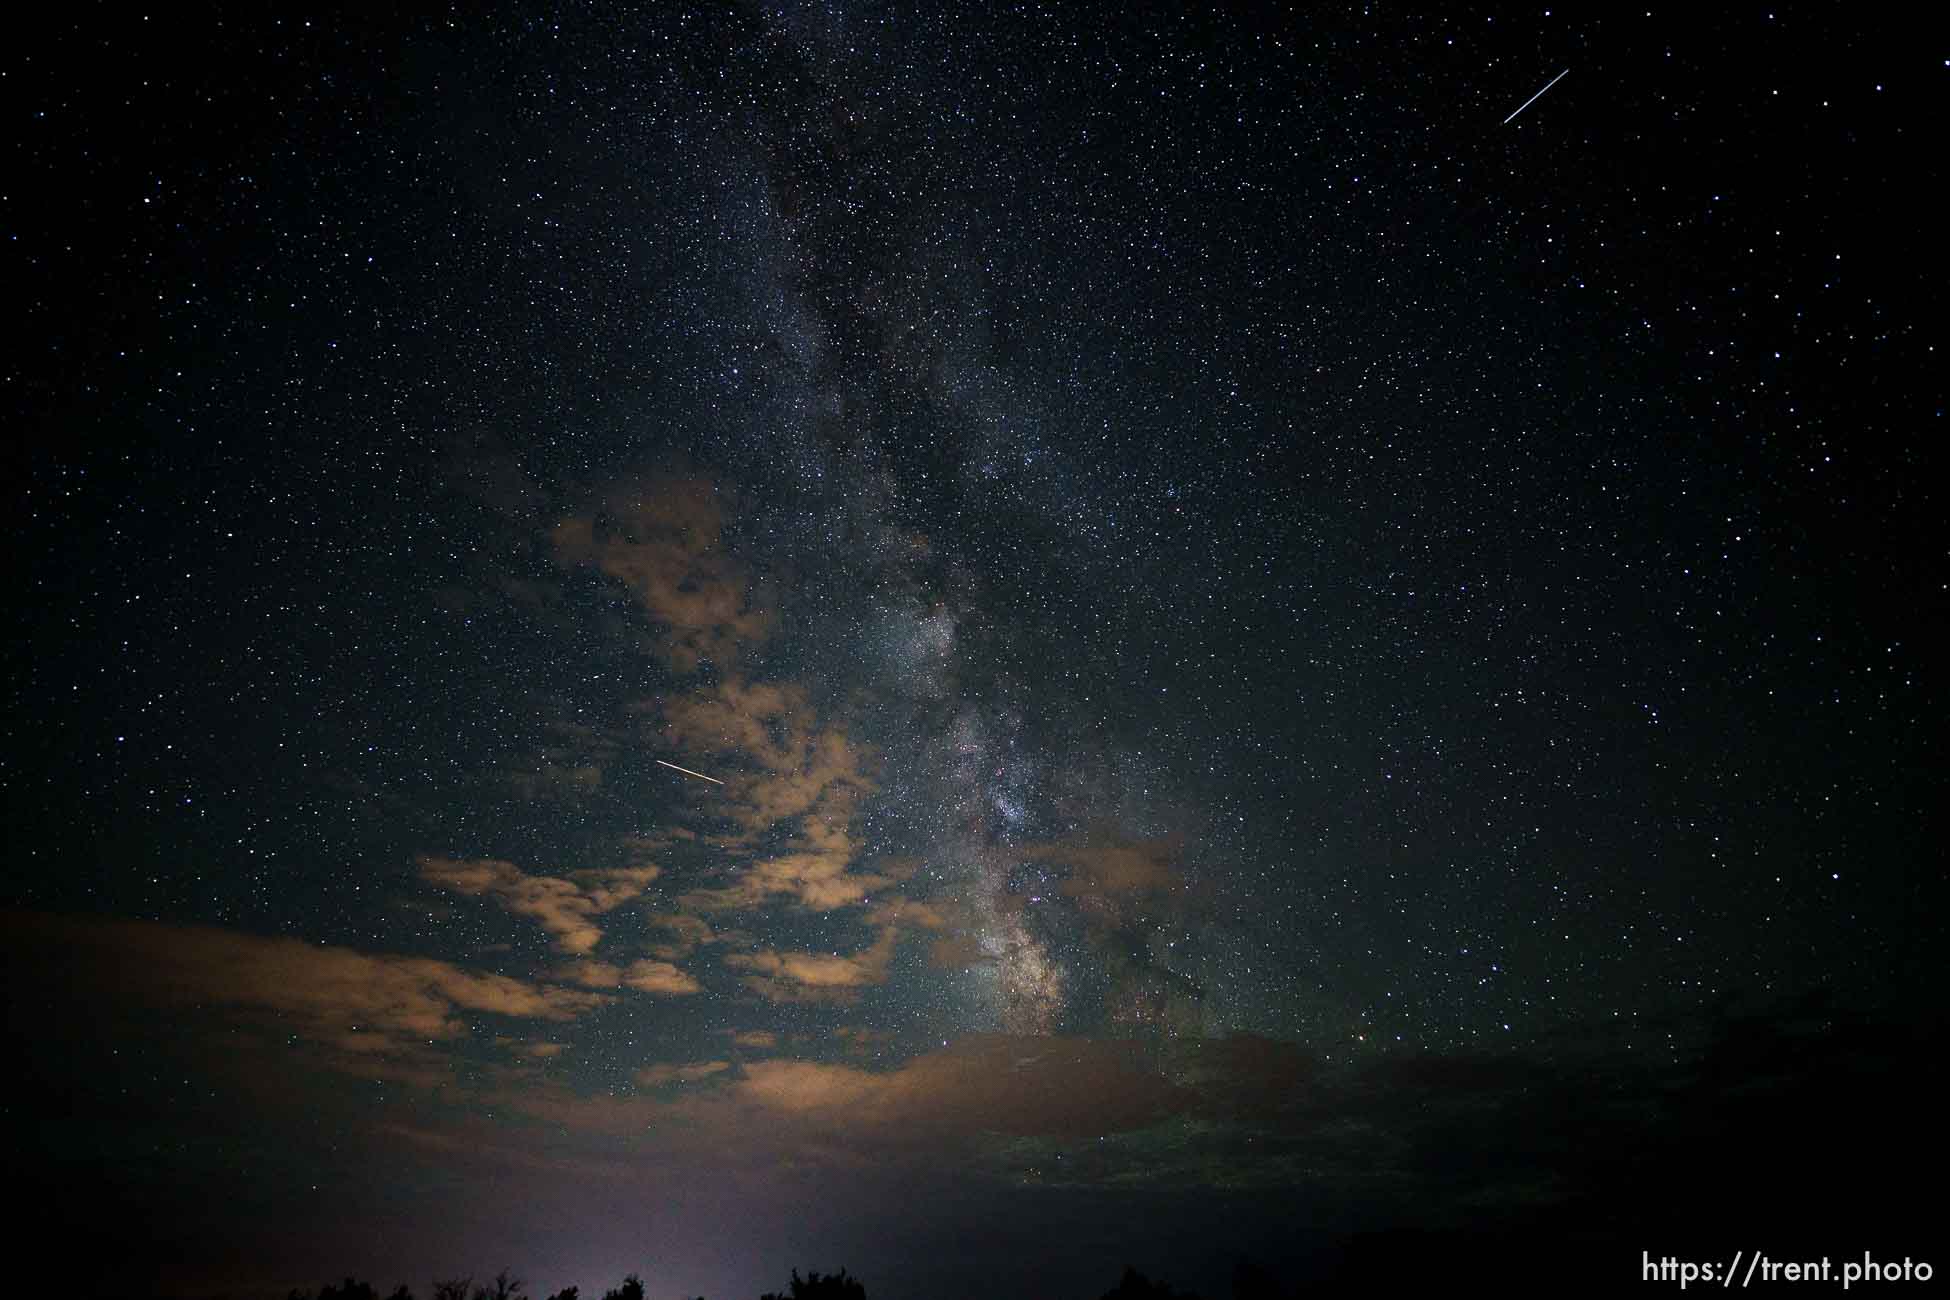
[[928, 933, 989, 970], [550, 479, 772, 671], [731, 1035, 1189, 1138], [635, 1060, 732, 1087], [864, 898, 952, 931], [494, 1037, 569, 1059], [723, 925, 901, 1003], [5, 911, 609, 1069], [1015, 832, 1186, 920], [660, 676, 811, 774], [645, 911, 716, 960], [730, 727, 879, 833], [419, 856, 660, 955], [653, 673, 897, 911], [834, 1025, 897, 1056], [556, 958, 702, 995], [389, 1030, 1293, 1175], [736, 1058, 882, 1112], [717, 819, 889, 911], [1052, 834, 1184, 895], [712, 894, 947, 1004], [622, 959, 704, 994]]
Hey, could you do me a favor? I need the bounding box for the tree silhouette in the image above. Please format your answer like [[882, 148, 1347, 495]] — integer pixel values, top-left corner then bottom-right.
[[760, 1268, 866, 1300], [543, 1289, 579, 1300], [600, 1275, 645, 1300], [293, 1279, 397, 1300], [433, 1281, 473, 1300], [477, 1270, 526, 1300]]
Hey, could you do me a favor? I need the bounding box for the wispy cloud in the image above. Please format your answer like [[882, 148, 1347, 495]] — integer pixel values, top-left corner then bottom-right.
[[1024, 832, 1186, 904], [419, 856, 660, 955], [660, 676, 895, 911], [730, 1035, 1189, 1139], [635, 1060, 732, 1087], [723, 926, 902, 1003], [645, 911, 717, 960], [551, 478, 772, 672], [5, 911, 610, 1076], [557, 958, 704, 995]]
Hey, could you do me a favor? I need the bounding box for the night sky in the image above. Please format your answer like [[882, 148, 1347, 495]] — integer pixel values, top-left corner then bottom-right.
[[7, 5, 1945, 1297]]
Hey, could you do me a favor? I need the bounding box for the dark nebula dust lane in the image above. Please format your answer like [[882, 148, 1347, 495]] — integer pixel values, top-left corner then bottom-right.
[[6, 5, 1944, 1298]]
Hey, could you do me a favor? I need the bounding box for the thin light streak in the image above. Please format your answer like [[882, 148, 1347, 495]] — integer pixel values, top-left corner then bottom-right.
[[656, 759, 724, 785], [1503, 68, 1569, 125]]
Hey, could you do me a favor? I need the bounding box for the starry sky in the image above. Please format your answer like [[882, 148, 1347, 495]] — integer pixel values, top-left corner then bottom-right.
[[7, 5, 1945, 1298]]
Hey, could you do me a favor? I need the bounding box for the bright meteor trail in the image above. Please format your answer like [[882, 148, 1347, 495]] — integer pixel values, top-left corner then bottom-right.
[[656, 759, 724, 785], [1503, 68, 1569, 124]]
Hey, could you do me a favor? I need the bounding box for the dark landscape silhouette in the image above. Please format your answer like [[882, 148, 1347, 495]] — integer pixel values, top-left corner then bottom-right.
[[284, 1266, 1180, 1300]]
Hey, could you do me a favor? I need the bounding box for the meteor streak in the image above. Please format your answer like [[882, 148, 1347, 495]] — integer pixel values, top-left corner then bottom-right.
[[1502, 68, 1569, 125], [656, 759, 724, 785]]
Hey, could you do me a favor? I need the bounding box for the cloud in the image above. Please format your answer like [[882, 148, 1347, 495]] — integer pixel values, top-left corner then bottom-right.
[[715, 819, 892, 912], [1037, 833, 1185, 899], [494, 1036, 570, 1059], [725, 1029, 780, 1049], [712, 897, 945, 1004], [731, 1035, 1189, 1138], [732, 727, 880, 833], [864, 898, 953, 930], [928, 933, 989, 970], [645, 911, 716, 960], [622, 959, 704, 995], [662, 682, 893, 911], [736, 1059, 881, 1112], [868, 896, 984, 972], [834, 1025, 896, 1056], [551, 479, 772, 671], [635, 1060, 732, 1087], [660, 676, 812, 774], [556, 958, 702, 995], [723, 926, 901, 1003], [419, 856, 660, 955], [3, 910, 610, 1072]]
